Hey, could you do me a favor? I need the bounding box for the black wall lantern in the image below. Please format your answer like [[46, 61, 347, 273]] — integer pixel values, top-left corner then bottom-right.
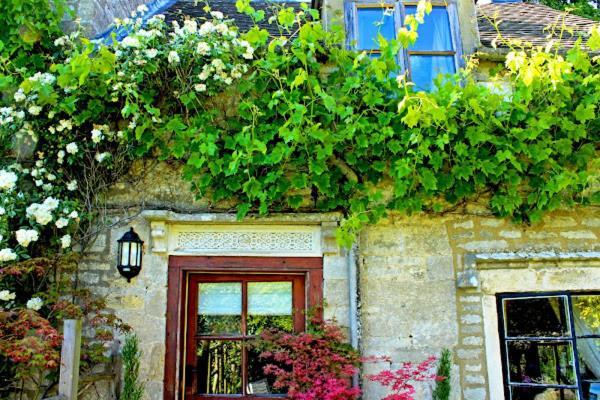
[[117, 227, 144, 282]]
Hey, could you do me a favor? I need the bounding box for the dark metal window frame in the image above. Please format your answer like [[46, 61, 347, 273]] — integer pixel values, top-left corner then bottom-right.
[[497, 291, 600, 399], [344, 0, 464, 83]]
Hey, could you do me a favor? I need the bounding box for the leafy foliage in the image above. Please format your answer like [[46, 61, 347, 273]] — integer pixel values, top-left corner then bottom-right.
[[0, 0, 67, 91], [1, 3, 599, 250], [432, 349, 452, 400], [254, 315, 362, 399]]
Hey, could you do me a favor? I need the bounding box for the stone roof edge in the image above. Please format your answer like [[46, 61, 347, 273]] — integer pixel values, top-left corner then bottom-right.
[[93, 0, 178, 43]]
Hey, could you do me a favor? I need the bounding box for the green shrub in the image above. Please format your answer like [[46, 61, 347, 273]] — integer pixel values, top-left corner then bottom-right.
[[433, 349, 452, 400], [121, 334, 144, 400]]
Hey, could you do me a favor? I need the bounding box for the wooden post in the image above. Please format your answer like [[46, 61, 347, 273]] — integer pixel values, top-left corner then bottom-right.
[[58, 319, 82, 400]]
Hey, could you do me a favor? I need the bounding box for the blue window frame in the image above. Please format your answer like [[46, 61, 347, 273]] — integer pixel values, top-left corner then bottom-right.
[[345, 1, 462, 91], [497, 292, 600, 400]]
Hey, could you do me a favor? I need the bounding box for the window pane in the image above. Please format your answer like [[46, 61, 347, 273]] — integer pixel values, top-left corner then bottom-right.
[[503, 296, 571, 338], [409, 55, 455, 91], [247, 347, 287, 395], [506, 340, 577, 385], [577, 338, 600, 400], [509, 386, 579, 400], [196, 340, 243, 395], [573, 295, 600, 337], [404, 6, 454, 51], [247, 281, 293, 335], [198, 282, 242, 335], [357, 8, 396, 50]]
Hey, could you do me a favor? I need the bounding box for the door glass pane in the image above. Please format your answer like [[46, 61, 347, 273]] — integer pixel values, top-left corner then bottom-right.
[[247, 281, 293, 335], [506, 340, 577, 385], [198, 282, 242, 335], [573, 295, 600, 337], [509, 386, 579, 400], [503, 296, 571, 338], [404, 6, 454, 51], [577, 338, 600, 400], [247, 346, 287, 395], [196, 340, 243, 395], [357, 8, 396, 50], [409, 55, 455, 92]]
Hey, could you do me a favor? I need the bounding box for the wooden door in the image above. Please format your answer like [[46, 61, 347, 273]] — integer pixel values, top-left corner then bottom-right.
[[183, 274, 305, 399]]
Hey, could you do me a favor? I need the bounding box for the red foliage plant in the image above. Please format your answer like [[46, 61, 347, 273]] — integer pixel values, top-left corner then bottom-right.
[[255, 314, 362, 400], [366, 356, 443, 400], [255, 313, 442, 400]]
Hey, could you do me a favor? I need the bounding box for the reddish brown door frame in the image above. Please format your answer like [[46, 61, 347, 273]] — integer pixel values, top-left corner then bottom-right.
[[164, 256, 323, 400]]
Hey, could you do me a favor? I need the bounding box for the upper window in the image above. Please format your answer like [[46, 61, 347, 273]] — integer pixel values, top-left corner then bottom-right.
[[498, 293, 600, 400], [346, 1, 460, 91]]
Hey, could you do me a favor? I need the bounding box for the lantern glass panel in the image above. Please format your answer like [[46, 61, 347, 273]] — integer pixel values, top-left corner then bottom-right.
[[121, 242, 130, 266]]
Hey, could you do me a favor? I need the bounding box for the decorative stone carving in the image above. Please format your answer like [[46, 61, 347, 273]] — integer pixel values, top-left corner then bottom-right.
[[150, 221, 167, 253], [167, 225, 322, 256]]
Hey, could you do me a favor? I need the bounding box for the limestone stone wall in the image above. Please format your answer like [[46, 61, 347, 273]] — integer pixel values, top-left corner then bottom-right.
[[358, 209, 600, 400], [78, 161, 600, 400]]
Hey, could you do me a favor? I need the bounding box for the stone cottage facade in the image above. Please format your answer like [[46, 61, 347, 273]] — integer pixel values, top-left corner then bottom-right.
[[71, 1, 599, 400]]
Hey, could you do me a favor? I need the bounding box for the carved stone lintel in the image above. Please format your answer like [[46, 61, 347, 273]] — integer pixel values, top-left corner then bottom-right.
[[150, 221, 167, 253]]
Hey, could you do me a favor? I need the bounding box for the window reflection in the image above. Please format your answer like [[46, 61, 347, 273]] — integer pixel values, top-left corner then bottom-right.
[[196, 340, 243, 395]]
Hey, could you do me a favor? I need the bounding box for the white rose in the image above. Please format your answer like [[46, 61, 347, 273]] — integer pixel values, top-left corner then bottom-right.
[[0, 290, 16, 301], [145, 48, 158, 59], [26, 297, 43, 311], [210, 11, 224, 19], [60, 234, 71, 249], [43, 197, 59, 210], [0, 170, 17, 191], [194, 84, 207, 92], [95, 152, 110, 163], [16, 229, 39, 247], [13, 89, 26, 102], [91, 129, 103, 143], [67, 180, 77, 191], [0, 248, 17, 262], [28, 106, 42, 116], [55, 218, 69, 229], [196, 42, 211, 56], [168, 51, 180, 65], [0, 207, 5, 215], [121, 36, 141, 48], [68, 211, 79, 219], [66, 142, 78, 154]]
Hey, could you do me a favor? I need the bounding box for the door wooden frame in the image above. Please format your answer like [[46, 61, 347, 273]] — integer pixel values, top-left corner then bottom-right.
[[164, 256, 324, 400]]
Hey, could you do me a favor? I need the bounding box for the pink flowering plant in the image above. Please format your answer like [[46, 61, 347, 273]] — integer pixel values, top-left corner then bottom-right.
[[367, 356, 443, 400]]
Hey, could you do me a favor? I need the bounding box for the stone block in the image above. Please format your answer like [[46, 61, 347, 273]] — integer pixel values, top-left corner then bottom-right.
[[461, 314, 482, 325], [499, 230, 522, 239], [459, 240, 508, 251], [543, 216, 578, 228], [462, 336, 484, 346], [426, 256, 454, 281], [582, 218, 600, 227], [560, 231, 597, 240], [464, 387, 487, 400], [323, 255, 348, 279], [454, 220, 474, 229], [465, 374, 486, 385], [456, 348, 482, 360], [465, 364, 482, 372], [480, 219, 504, 228]]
